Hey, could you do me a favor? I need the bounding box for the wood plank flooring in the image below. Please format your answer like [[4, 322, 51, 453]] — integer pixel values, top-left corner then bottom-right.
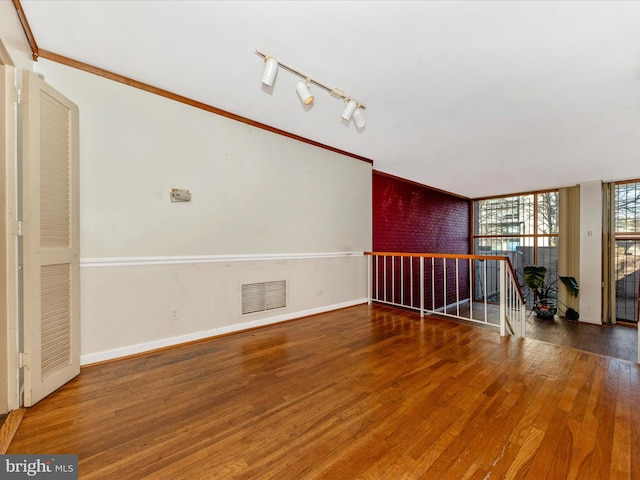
[[0, 408, 25, 454], [459, 301, 637, 362], [526, 315, 638, 362], [8, 304, 640, 479]]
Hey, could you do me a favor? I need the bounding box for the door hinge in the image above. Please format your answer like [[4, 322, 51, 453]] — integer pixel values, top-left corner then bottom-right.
[[10, 86, 19, 104], [11, 221, 24, 236], [16, 88, 24, 104], [19, 353, 24, 368]]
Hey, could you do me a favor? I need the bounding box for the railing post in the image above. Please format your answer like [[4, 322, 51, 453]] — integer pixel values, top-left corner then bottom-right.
[[367, 254, 372, 305], [468, 258, 474, 321], [431, 257, 435, 314], [520, 299, 526, 337], [455, 259, 460, 317], [483, 260, 488, 323], [400, 257, 404, 306], [499, 259, 506, 336], [384, 255, 387, 303], [420, 256, 424, 318], [443, 258, 447, 315], [392, 256, 395, 304], [410, 257, 414, 309]]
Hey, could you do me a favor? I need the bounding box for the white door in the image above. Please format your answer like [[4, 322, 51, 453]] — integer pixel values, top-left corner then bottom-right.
[[21, 70, 80, 406]]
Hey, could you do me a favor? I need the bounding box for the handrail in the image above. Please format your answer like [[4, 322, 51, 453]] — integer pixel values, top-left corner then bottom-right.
[[365, 251, 526, 305], [366, 251, 527, 337], [504, 258, 526, 304], [365, 252, 509, 261]]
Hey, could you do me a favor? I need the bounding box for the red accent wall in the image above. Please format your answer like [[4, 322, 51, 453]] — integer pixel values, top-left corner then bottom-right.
[[373, 172, 470, 253], [372, 172, 471, 309]]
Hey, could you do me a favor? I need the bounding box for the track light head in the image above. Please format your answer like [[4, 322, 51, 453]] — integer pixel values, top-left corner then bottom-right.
[[341, 99, 357, 121], [296, 79, 314, 105], [261, 57, 279, 87], [352, 106, 366, 128]]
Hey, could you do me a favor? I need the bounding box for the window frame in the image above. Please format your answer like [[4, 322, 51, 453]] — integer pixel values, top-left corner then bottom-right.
[[472, 189, 560, 304], [472, 189, 559, 263]]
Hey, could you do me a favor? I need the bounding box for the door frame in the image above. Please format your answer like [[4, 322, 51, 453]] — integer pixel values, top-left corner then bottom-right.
[[1, 43, 21, 413]]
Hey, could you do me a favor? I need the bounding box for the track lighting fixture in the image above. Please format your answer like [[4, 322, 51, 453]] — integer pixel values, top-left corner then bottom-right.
[[261, 56, 279, 87], [296, 79, 314, 105], [256, 49, 367, 129], [341, 99, 357, 121]]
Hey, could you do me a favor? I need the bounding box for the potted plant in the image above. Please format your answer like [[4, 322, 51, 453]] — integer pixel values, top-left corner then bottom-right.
[[559, 275, 580, 321], [523, 265, 579, 320]]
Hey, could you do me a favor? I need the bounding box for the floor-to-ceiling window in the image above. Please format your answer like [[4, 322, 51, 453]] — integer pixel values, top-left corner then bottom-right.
[[473, 191, 559, 304], [614, 180, 640, 323]]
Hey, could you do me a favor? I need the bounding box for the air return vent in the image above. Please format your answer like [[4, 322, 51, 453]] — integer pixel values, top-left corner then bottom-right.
[[242, 280, 286, 315]]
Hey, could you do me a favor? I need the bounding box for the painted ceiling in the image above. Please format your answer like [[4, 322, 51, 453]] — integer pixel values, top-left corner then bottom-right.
[[18, 0, 640, 197]]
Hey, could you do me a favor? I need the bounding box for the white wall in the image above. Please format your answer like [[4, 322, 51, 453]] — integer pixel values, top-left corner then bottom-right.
[[579, 180, 602, 325], [34, 59, 372, 364]]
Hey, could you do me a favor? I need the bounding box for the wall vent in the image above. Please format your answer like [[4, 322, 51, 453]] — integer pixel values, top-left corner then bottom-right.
[[242, 280, 286, 315]]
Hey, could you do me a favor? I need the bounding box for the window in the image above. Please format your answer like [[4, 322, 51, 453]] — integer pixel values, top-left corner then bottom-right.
[[473, 191, 559, 303]]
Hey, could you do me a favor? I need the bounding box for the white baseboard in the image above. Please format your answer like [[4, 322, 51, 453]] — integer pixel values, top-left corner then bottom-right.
[[81, 298, 368, 366]]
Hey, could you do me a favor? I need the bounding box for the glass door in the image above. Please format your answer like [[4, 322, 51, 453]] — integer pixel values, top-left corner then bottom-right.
[[614, 240, 640, 322], [614, 182, 640, 323]]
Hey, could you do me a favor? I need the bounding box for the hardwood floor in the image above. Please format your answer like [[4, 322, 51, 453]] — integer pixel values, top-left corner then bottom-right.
[[526, 315, 638, 363], [459, 301, 637, 362], [8, 304, 640, 479], [0, 408, 24, 454]]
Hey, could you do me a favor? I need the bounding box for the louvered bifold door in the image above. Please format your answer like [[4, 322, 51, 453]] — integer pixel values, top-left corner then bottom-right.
[[22, 71, 80, 406]]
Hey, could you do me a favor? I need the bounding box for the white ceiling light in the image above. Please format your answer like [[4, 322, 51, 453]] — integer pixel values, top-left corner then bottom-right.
[[341, 99, 357, 121], [261, 56, 279, 87], [256, 49, 367, 129], [296, 79, 314, 105], [352, 107, 366, 129]]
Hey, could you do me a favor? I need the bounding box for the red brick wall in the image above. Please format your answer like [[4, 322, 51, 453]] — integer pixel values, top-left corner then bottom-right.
[[372, 172, 471, 309], [373, 172, 470, 253]]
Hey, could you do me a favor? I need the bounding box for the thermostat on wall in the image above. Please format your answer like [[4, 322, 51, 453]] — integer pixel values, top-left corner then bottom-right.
[[170, 188, 191, 202]]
